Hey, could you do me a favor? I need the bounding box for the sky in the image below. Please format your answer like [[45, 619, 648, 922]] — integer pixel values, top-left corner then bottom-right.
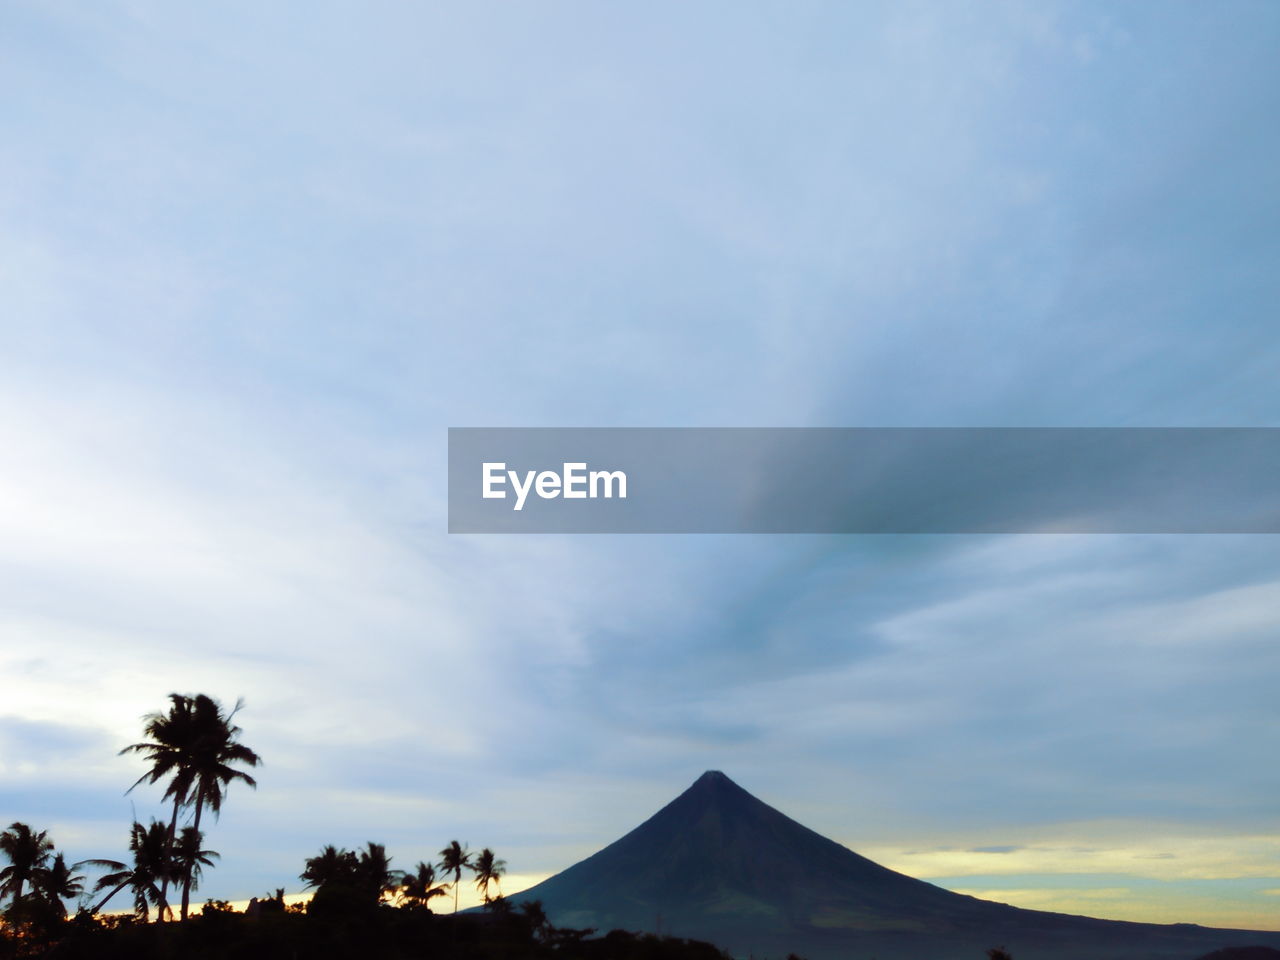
[[1, 0, 1279, 929]]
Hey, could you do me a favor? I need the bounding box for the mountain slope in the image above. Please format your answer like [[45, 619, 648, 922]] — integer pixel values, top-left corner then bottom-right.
[[511, 772, 1280, 960]]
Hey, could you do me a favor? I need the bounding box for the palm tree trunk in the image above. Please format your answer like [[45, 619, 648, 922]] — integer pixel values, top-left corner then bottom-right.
[[157, 794, 181, 921], [93, 879, 131, 915], [180, 797, 204, 921], [450, 872, 460, 942]]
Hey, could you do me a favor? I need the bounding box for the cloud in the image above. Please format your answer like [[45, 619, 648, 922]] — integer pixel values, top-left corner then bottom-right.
[[0, 716, 112, 769]]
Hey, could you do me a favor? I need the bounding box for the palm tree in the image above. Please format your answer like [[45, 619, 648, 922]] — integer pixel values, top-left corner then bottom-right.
[[437, 841, 472, 915], [89, 821, 179, 919], [177, 695, 260, 920], [122, 694, 261, 921], [356, 842, 402, 902], [120, 693, 199, 920], [171, 828, 218, 905], [470, 847, 506, 905], [399, 862, 448, 911], [0, 822, 55, 905], [300, 845, 359, 890], [33, 852, 86, 918]]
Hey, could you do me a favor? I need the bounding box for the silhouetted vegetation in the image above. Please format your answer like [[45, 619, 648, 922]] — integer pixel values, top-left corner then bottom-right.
[[122, 693, 260, 921], [0, 901, 736, 959], [439, 840, 473, 915], [402, 861, 449, 911], [0, 822, 92, 942], [0, 692, 743, 959], [0, 825, 54, 907], [0, 693, 258, 951], [88, 820, 177, 917], [472, 848, 507, 905]]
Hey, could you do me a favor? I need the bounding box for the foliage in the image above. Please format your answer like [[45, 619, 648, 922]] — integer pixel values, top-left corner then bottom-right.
[[121, 693, 260, 921], [89, 820, 180, 919], [437, 840, 472, 915], [399, 862, 449, 911], [34, 853, 85, 917], [0, 824, 55, 905], [300, 842, 404, 910], [172, 828, 218, 901], [471, 847, 507, 904]]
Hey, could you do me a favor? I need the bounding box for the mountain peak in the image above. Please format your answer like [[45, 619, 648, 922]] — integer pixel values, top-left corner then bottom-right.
[[672, 769, 764, 812], [688, 769, 736, 789]]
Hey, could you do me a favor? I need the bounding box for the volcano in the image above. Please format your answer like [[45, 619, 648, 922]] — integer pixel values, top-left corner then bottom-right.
[[511, 772, 1280, 960]]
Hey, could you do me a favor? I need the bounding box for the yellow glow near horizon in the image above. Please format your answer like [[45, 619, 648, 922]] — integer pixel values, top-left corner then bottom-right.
[[852, 823, 1280, 931], [861, 830, 1280, 883]]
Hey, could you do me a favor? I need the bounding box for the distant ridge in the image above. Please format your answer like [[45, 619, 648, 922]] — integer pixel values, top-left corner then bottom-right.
[[511, 771, 1280, 960]]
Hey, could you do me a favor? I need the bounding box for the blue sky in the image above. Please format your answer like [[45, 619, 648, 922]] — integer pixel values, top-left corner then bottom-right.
[[2, 0, 1279, 927]]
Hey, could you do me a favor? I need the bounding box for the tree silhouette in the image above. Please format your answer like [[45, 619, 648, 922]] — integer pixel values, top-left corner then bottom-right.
[[121, 694, 260, 921], [300, 845, 359, 889], [471, 847, 506, 904], [171, 828, 219, 905], [176, 695, 260, 920], [437, 840, 472, 915], [399, 861, 449, 911], [357, 842, 402, 902], [0, 822, 54, 906], [89, 821, 179, 919], [33, 852, 86, 918], [120, 693, 198, 920]]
